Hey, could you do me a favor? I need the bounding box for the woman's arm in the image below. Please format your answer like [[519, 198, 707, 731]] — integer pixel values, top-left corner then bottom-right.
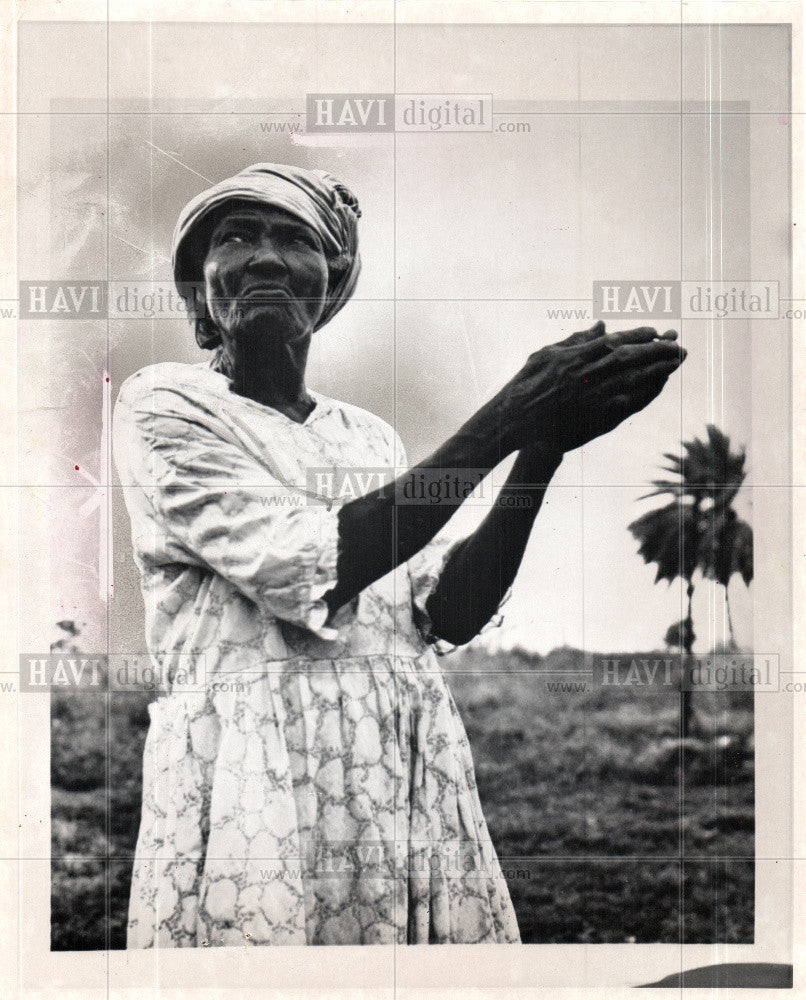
[[422, 441, 561, 646], [325, 322, 685, 618]]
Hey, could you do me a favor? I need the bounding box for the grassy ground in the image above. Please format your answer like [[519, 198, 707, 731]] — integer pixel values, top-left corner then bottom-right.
[[51, 646, 753, 949]]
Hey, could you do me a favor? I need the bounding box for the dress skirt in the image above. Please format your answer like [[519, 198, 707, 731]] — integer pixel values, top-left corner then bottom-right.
[[126, 654, 521, 946]]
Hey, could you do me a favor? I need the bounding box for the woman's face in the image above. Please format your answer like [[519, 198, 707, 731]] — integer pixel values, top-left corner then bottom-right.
[[202, 201, 330, 347]]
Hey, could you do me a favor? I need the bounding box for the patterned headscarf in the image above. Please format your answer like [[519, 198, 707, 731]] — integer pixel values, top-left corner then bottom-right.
[[172, 163, 361, 338]]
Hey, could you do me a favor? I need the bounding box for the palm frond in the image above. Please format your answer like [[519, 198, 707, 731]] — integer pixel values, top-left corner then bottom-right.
[[631, 425, 753, 589], [628, 502, 699, 583]]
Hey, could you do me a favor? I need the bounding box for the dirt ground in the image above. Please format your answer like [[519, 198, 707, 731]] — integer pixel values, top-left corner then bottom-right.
[[51, 645, 753, 949]]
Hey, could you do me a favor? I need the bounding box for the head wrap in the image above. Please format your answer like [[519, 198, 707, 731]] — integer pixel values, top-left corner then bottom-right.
[[171, 163, 361, 335]]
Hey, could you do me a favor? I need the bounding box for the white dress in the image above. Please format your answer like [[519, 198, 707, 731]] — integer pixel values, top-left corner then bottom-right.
[[112, 359, 520, 947]]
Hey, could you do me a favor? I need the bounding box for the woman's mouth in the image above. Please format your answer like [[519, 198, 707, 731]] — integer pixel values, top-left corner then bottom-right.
[[239, 284, 293, 301]]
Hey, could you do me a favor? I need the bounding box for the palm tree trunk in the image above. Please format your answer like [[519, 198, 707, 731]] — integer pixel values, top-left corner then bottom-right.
[[681, 579, 694, 738], [725, 586, 736, 650]]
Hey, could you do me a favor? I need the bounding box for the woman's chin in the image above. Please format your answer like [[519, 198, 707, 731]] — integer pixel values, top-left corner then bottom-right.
[[231, 304, 305, 345]]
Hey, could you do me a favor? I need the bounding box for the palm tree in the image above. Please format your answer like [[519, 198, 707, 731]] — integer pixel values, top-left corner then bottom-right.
[[628, 425, 753, 736]]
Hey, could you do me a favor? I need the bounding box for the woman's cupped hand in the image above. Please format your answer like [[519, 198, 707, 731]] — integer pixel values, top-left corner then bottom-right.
[[500, 320, 686, 455]]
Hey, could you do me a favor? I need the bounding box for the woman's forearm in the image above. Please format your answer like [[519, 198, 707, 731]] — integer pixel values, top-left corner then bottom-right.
[[423, 442, 561, 645], [325, 393, 521, 615]]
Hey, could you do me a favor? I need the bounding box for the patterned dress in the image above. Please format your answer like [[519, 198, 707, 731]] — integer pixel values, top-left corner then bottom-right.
[[113, 359, 520, 947]]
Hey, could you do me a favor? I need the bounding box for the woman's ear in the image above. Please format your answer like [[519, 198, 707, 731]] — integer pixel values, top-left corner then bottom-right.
[[327, 251, 351, 295], [187, 279, 222, 350], [194, 315, 222, 350]]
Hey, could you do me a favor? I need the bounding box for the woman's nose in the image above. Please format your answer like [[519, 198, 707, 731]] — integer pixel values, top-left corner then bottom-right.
[[248, 237, 287, 273]]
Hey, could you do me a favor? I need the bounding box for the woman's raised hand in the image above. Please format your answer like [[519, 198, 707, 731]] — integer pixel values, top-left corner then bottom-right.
[[500, 320, 686, 455]]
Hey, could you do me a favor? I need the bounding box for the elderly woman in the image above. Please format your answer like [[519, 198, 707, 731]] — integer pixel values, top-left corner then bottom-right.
[[113, 163, 684, 948]]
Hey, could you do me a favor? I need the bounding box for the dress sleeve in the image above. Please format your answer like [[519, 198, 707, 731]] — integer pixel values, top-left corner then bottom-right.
[[407, 530, 468, 647], [390, 431, 467, 647], [113, 373, 350, 641]]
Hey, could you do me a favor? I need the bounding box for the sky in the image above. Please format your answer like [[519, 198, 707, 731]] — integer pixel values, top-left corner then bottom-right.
[[16, 21, 791, 655]]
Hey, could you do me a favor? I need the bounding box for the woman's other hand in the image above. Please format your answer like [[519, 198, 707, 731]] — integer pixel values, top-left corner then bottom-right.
[[500, 320, 686, 454]]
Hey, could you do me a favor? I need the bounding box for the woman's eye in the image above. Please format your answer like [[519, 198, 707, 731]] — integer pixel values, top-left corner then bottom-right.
[[289, 231, 319, 249], [221, 233, 246, 245]]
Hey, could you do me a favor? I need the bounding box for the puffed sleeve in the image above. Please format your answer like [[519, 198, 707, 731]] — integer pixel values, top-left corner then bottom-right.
[[113, 370, 350, 641]]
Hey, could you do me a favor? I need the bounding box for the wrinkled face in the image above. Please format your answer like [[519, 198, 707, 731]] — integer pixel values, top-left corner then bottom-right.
[[202, 200, 330, 347]]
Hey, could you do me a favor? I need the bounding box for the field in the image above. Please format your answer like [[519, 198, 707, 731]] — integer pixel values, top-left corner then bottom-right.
[[51, 646, 753, 950]]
